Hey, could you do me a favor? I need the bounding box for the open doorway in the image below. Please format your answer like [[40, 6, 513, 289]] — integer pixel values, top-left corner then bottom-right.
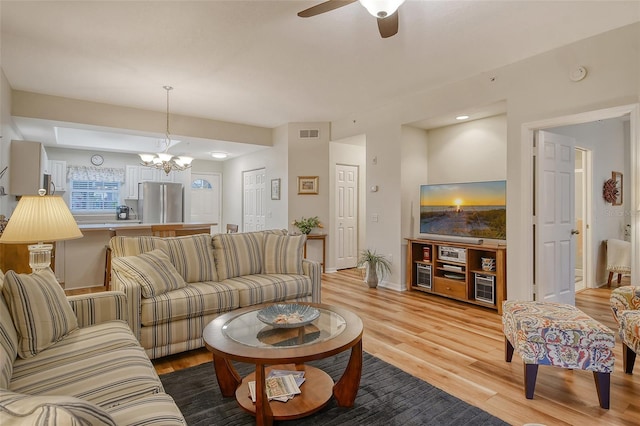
[[527, 104, 637, 304], [574, 147, 589, 292]]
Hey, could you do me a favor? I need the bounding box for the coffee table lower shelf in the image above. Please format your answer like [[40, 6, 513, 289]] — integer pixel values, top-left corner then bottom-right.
[[235, 365, 334, 421]]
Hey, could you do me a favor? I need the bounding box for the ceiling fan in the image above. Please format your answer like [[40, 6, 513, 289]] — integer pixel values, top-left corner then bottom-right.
[[298, 0, 406, 39]]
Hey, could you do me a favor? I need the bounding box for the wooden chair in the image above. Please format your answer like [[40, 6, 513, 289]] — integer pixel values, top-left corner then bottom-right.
[[226, 224, 239, 233], [151, 224, 183, 237], [104, 246, 112, 290]]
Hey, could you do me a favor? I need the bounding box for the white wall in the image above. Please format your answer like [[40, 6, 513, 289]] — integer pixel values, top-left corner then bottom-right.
[[1, 70, 22, 216], [363, 123, 404, 289], [330, 23, 640, 300], [426, 115, 507, 184], [550, 117, 630, 284]]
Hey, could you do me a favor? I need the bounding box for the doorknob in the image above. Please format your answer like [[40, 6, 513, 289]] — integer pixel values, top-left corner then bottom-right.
[[571, 229, 580, 235]]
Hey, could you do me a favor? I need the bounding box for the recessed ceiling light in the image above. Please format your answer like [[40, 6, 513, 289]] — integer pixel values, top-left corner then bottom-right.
[[456, 115, 470, 120], [211, 152, 228, 159]]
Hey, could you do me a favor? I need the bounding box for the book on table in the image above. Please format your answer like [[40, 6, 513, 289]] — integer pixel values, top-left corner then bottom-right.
[[248, 370, 305, 403]]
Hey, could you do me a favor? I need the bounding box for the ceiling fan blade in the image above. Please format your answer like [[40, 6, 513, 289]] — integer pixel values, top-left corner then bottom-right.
[[298, 0, 358, 18], [377, 11, 399, 38]]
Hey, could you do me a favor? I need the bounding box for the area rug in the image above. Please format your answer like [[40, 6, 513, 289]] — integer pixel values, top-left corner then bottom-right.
[[159, 351, 508, 426]]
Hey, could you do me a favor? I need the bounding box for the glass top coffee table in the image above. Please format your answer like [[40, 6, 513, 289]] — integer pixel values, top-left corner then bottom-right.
[[203, 302, 363, 426]]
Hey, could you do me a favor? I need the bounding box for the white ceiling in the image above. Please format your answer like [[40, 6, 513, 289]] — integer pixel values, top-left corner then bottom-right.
[[2, 1, 639, 159]]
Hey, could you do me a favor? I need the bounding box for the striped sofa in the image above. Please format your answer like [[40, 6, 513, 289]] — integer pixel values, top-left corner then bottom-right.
[[0, 268, 185, 425], [109, 229, 321, 359]]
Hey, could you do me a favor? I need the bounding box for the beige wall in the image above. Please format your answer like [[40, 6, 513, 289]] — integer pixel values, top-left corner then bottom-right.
[[287, 122, 331, 236], [12, 90, 272, 147], [1, 70, 22, 216], [426, 114, 507, 184], [221, 127, 286, 232]]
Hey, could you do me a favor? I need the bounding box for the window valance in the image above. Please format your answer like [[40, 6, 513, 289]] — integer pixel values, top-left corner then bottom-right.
[[67, 165, 125, 183]]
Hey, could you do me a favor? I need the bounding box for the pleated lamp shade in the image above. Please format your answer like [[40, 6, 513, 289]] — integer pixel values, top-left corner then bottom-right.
[[0, 193, 82, 244], [0, 191, 82, 272]]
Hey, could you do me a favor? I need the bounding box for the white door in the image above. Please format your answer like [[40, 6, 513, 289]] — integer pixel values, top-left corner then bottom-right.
[[335, 164, 358, 269], [243, 168, 266, 232], [190, 172, 221, 234], [535, 130, 576, 304]]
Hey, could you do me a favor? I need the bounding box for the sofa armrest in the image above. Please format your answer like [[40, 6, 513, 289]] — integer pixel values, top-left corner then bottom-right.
[[302, 259, 321, 303], [610, 286, 640, 323], [110, 269, 143, 340], [67, 291, 128, 328]]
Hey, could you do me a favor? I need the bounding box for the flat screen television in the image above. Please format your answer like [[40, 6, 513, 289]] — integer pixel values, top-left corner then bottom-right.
[[419, 180, 506, 241]]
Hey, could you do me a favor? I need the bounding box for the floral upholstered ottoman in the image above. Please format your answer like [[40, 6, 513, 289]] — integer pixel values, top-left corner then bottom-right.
[[502, 300, 616, 409]]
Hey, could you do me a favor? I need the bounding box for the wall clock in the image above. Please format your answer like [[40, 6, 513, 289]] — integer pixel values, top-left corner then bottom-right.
[[91, 154, 104, 166]]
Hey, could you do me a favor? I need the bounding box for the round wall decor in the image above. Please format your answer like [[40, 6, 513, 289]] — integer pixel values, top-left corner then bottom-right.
[[602, 178, 618, 204], [91, 154, 104, 166]]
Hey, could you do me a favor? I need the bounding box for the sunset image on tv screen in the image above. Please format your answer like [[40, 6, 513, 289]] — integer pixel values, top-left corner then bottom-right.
[[420, 181, 506, 240]]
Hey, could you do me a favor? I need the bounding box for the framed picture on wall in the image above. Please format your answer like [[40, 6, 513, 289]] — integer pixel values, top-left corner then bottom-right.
[[271, 178, 281, 200], [297, 176, 319, 195]]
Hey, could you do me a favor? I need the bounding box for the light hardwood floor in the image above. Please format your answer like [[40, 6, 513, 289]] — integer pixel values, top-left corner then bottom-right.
[[148, 270, 638, 425]]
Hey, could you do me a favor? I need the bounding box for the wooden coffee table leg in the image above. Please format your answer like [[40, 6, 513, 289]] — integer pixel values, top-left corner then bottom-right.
[[212, 354, 241, 397], [333, 338, 363, 407], [255, 363, 273, 426]]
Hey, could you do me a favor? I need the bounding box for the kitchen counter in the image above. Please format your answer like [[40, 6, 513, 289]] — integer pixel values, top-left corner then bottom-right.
[[58, 222, 217, 289], [77, 222, 216, 232]]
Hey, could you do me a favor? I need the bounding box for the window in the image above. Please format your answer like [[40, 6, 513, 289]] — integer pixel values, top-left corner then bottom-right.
[[191, 179, 213, 189], [70, 181, 120, 212]]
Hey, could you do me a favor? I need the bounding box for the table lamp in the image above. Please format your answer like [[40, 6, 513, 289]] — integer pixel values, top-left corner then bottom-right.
[[0, 189, 83, 273]]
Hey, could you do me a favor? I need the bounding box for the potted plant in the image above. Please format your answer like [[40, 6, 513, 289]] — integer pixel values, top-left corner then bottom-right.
[[357, 249, 391, 288], [292, 216, 322, 235]]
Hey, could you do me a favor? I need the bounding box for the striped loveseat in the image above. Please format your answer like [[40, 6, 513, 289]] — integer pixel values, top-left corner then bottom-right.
[[0, 268, 185, 425], [109, 229, 321, 359]]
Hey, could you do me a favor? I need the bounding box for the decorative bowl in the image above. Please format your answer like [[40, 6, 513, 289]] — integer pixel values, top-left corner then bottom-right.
[[257, 304, 320, 328]]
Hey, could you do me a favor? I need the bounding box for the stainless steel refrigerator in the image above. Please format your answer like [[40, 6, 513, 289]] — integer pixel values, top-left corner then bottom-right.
[[138, 182, 183, 223]]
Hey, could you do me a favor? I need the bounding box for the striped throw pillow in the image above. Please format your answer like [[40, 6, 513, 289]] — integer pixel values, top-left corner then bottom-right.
[[263, 234, 305, 274], [111, 249, 186, 298], [164, 235, 218, 283], [1, 269, 78, 359], [213, 231, 266, 280], [0, 390, 116, 426]]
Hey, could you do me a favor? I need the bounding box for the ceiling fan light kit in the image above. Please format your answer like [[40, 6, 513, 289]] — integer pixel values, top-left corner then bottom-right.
[[298, 0, 405, 38], [359, 0, 405, 18]]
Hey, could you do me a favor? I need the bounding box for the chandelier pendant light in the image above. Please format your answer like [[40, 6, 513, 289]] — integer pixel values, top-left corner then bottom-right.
[[139, 86, 193, 175]]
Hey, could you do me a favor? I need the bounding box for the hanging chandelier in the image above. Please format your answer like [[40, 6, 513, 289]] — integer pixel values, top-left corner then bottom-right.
[[139, 86, 193, 175]]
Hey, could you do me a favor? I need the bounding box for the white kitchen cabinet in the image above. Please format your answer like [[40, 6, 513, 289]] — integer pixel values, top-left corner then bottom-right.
[[125, 165, 175, 199], [125, 165, 140, 199], [49, 160, 67, 193], [9, 140, 49, 195], [139, 167, 158, 182]]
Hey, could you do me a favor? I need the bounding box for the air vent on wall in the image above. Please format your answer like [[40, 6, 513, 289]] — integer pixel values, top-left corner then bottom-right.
[[299, 129, 320, 139]]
